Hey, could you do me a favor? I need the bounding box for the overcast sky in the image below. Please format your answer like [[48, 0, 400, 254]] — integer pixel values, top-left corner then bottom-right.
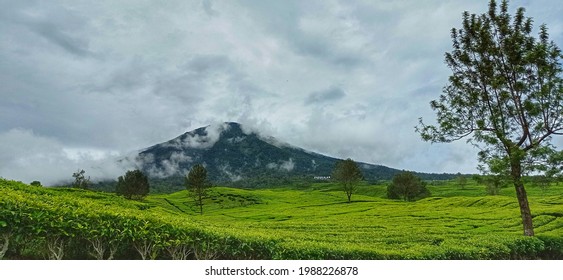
[[1, 0, 562, 185]]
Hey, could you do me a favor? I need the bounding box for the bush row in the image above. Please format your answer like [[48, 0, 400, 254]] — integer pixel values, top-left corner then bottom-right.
[[1, 179, 562, 259], [0, 180, 277, 260]]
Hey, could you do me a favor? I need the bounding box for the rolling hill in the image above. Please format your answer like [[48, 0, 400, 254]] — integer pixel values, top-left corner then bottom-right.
[[2, 178, 562, 260]]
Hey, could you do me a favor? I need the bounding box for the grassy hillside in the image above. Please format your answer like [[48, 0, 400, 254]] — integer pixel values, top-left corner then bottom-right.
[[147, 181, 563, 259], [1, 178, 562, 259]]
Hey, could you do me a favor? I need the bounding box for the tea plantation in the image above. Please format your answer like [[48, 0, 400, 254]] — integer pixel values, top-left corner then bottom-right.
[[1, 178, 562, 259]]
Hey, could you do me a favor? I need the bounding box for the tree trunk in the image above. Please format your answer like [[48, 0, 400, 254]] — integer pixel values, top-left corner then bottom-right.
[[511, 159, 534, 236], [198, 191, 203, 215], [0, 233, 10, 259], [46, 237, 66, 260]]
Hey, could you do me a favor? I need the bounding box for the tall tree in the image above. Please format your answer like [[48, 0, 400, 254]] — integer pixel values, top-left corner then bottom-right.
[[116, 170, 150, 200], [332, 158, 363, 203], [186, 164, 210, 215], [72, 169, 91, 189], [417, 0, 563, 236]]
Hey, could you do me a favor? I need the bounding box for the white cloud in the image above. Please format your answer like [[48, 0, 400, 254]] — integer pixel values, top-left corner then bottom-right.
[[161, 122, 228, 150], [1, 0, 562, 184], [0, 129, 135, 185], [218, 164, 243, 182], [267, 158, 295, 172]]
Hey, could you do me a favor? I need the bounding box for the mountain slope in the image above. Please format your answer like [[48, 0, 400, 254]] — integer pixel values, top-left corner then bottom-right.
[[133, 122, 454, 188]]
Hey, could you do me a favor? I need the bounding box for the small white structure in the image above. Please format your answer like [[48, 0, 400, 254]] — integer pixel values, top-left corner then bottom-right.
[[313, 176, 331, 181]]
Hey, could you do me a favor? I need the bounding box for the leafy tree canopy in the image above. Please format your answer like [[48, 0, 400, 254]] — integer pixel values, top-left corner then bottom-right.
[[30, 181, 42, 187], [116, 170, 150, 200], [417, 0, 563, 236], [186, 164, 210, 214], [387, 172, 430, 201], [332, 158, 363, 203], [72, 169, 91, 189]]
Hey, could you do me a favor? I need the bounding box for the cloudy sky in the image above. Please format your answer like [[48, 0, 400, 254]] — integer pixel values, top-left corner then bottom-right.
[[1, 0, 562, 185]]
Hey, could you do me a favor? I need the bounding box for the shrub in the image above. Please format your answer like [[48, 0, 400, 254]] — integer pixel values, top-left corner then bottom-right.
[[387, 172, 430, 201]]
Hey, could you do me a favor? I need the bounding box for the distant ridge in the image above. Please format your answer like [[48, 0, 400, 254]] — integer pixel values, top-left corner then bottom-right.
[[131, 122, 455, 188]]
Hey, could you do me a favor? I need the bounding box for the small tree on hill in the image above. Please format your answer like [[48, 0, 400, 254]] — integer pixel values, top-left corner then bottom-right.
[[186, 164, 210, 215], [533, 175, 551, 193], [332, 158, 363, 203], [30, 181, 42, 187], [472, 174, 484, 185], [455, 173, 468, 189], [482, 175, 506, 195], [116, 170, 150, 200], [72, 169, 91, 189], [387, 172, 430, 201]]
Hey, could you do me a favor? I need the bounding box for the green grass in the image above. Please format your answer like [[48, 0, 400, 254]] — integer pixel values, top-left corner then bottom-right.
[[2, 178, 562, 259], [146, 180, 563, 259]]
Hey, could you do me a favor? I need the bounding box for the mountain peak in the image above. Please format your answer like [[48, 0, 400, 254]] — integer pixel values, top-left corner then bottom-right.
[[137, 121, 332, 179], [161, 122, 248, 151], [134, 122, 454, 186], [216, 122, 248, 138]]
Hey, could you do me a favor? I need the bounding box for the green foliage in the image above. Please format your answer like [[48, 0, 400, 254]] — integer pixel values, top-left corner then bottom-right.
[[30, 181, 42, 187], [186, 164, 210, 215], [387, 172, 430, 201], [483, 175, 508, 195], [0, 178, 270, 260], [455, 173, 467, 189], [2, 178, 563, 260], [116, 170, 150, 200], [417, 0, 563, 173], [417, 0, 563, 236], [536, 235, 563, 259], [332, 159, 363, 203], [72, 169, 91, 189], [530, 175, 553, 193]]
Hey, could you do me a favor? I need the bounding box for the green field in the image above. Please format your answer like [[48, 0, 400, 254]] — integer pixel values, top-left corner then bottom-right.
[[1, 178, 562, 259]]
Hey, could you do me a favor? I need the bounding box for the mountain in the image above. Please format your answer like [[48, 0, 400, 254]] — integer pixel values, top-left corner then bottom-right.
[[129, 122, 454, 189]]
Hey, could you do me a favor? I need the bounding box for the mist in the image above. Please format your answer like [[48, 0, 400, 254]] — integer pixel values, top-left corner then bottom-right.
[[0, 128, 137, 186]]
